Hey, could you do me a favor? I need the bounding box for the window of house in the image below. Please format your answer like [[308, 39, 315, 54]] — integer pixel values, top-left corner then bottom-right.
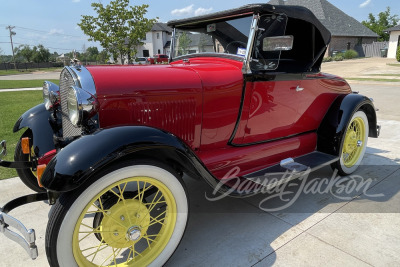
[[158, 49, 161, 54], [157, 33, 160, 39], [143, 50, 150, 57]]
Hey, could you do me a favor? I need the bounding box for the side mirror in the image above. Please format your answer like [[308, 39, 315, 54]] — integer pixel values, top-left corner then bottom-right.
[[263, 35, 293, 51]]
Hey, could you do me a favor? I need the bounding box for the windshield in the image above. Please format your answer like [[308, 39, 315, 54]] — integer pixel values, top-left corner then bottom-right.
[[172, 15, 253, 59]]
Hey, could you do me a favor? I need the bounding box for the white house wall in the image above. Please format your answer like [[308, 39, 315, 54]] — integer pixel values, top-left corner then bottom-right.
[[388, 31, 400, 59]]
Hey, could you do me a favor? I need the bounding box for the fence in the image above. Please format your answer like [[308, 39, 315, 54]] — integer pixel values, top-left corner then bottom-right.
[[0, 62, 65, 71], [354, 41, 388, 58]]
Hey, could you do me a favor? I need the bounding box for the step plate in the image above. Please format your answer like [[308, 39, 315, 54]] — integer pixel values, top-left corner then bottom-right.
[[244, 152, 339, 189]]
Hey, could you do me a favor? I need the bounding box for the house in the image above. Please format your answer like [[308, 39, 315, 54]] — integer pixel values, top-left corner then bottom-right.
[[268, 0, 379, 56], [385, 25, 400, 59], [135, 23, 173, 58]]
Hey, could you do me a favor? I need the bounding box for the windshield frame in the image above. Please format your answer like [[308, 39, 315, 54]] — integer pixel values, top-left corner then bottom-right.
[[169, 13, 259, 74]]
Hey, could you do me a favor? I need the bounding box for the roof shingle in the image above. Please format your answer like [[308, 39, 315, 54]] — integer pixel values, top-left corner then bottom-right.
[[268, 0, 378, 37]]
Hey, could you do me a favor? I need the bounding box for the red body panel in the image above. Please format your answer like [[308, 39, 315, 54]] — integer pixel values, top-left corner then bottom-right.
[[86, 59, 351, 180]]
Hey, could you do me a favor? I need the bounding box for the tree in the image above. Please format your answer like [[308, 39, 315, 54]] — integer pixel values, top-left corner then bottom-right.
[[97, 49, 110, 63], [18, 45, 34, 62], [86, 46, 99, 62], [78, 0, 157, 64], [177, 32, 192, 55], [362, 7, 399, 41], [32, 45, 51, 63]]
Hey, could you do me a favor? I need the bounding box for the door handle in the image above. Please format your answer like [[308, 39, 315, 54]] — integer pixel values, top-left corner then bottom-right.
[[295, 86, 304, 92]]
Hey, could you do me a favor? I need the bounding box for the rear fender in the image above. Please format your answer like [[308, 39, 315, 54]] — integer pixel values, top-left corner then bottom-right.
[[13, 104, 58, 157], [317, 93, 378, 156], [40, 126, 219, 193]]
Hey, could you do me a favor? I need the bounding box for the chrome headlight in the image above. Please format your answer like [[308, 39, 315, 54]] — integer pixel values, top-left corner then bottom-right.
[[43, 81, 60, 110], [67, 86, 98, 127]]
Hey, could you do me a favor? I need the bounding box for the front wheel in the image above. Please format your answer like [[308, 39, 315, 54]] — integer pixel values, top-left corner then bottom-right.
[[332, 110, 369, 175], [46, 163, 188, 267]]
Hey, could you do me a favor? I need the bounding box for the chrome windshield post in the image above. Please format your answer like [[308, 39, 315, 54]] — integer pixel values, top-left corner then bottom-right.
[[169, 28, 176, 62], [242, 14, 260, 74]]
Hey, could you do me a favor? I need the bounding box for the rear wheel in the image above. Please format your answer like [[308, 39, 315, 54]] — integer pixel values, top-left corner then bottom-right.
[[46, 162, 188, 267], [14, 130, 45, 192], [332, 110, 369, 175]]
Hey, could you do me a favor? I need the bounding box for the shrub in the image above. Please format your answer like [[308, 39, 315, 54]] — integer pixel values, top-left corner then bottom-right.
[[343, 49, 359, 59], [333, 55, 344, 61], [397, 46, 400, 62], [323, 57, 333, 62]]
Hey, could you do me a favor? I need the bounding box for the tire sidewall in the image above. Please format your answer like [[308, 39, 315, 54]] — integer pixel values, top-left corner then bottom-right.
[[338, 110, 369, 175], [55, 165, 188, 267]]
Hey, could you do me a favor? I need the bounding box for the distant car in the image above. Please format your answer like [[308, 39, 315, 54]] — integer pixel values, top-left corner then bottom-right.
[[148, 54, 169, 64], [0, 3, 380, 266], [131, 57, 149, 65]]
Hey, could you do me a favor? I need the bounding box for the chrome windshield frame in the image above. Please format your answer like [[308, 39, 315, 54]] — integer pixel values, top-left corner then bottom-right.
[[242, 14, 260, 74]]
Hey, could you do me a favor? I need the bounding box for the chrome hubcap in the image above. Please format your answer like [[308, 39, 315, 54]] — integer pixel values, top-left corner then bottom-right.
[[357, 140, 363, 147], [127, 226, 141, 241]]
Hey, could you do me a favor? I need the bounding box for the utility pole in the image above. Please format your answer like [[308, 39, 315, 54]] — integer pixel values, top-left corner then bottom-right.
[[6, 25, 17, 70]]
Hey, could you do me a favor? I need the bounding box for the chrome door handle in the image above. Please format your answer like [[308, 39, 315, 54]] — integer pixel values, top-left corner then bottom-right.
[[295, 86, 304, 92]]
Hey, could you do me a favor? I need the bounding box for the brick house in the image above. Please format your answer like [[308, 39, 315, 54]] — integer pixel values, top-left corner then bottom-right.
[[268, 0, 379, 57]]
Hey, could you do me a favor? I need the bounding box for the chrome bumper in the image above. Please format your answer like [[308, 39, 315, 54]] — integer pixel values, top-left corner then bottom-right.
[[0, 212, 38, 259], [0, 193, 48, 260]]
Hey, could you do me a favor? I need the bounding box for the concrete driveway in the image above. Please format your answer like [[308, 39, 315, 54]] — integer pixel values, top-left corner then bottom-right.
[[0, 81, 399, 266]]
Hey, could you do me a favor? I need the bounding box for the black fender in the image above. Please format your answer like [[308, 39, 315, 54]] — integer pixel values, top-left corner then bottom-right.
[[40, 126, 220, 193], [317, 93, 378, 156], [13, 104, 58, 157]]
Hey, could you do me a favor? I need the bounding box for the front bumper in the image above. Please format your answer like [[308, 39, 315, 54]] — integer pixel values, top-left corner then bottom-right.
[[0, 193, 48, 259]]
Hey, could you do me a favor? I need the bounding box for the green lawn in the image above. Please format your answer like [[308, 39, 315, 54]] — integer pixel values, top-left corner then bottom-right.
[[0, 68, 62, 76], [387, 64, 400, 67], [0, 91, 43, 179], [0, 79, 59, 89]]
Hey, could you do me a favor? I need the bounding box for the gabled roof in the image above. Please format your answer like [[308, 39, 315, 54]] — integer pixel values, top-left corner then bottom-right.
[[268, 0, 379, 38], [385, 25, 400, 32], [151, 23, 173, 33]]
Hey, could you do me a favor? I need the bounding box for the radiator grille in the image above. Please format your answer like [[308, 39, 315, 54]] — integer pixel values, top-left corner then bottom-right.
[[59, 68, 82, 138]]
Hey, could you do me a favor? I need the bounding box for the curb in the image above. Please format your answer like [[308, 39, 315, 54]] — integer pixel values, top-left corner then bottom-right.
[[0, 87, 42, 92]]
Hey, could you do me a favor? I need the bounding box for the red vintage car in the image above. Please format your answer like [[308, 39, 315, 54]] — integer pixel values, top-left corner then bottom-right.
[[0, 3, 379, 266]]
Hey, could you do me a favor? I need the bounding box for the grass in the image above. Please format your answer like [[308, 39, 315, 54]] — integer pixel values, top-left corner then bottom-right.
[[387, 64, 400, 67], [0, 91, 43, 179], [0, 68, 62, 76], [0, 79, 59, 89], [345, 77, 400, 82]]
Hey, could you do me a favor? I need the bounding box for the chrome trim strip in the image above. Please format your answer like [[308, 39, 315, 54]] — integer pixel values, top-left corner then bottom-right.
[[242, 14, 260, 74], [0, 140, 6, 159], [68, 65, 97, 97], [170, 28, 176, 62], [0, 212, 38, 259]]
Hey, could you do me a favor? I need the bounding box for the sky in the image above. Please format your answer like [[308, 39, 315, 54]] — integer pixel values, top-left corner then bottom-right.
[[1, 0, 399, 55]]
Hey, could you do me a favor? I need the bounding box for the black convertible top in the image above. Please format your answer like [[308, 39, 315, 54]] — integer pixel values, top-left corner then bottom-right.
[[167, 3, 331, 46]]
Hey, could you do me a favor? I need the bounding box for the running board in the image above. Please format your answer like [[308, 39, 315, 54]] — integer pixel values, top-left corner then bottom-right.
[[244, 152, 339, 189]]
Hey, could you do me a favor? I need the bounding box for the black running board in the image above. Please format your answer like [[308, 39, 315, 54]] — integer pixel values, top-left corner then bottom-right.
[[244, 152, 339, 189]]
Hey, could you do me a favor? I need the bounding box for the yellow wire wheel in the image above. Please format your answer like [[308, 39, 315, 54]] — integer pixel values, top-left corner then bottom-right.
[[47, 164, 188, 267], [338, 110, 369, 175]]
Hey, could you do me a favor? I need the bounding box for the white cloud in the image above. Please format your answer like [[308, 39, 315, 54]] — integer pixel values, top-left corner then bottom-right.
[[72, 0, 81, 3], [194, 7, 213, 16], [171, 5, 194, 16], [359, 0, 372, 8], [48, 29, 65, 35]]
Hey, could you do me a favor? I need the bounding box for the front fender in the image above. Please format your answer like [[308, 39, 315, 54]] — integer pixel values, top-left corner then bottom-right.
[[40, 126, 219, 193], [13, 104, 58, 157], [317, 93, 378, 156]]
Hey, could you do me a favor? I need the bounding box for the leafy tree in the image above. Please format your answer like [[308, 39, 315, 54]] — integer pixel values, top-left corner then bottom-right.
[[78, 0, 157, 64], [362, 7, 399, 41], [177, 32, 192, 55], [32, 45, 51, 63], [86, 46, 99, 62], [17, 45, 34, 62], [97, 50, 110, 63]]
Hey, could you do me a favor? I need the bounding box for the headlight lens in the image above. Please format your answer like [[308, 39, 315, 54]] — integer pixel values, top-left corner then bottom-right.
[[43, 81, 60, 110], [67, 86, 98, 127], [67, 87, 80, 127]]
